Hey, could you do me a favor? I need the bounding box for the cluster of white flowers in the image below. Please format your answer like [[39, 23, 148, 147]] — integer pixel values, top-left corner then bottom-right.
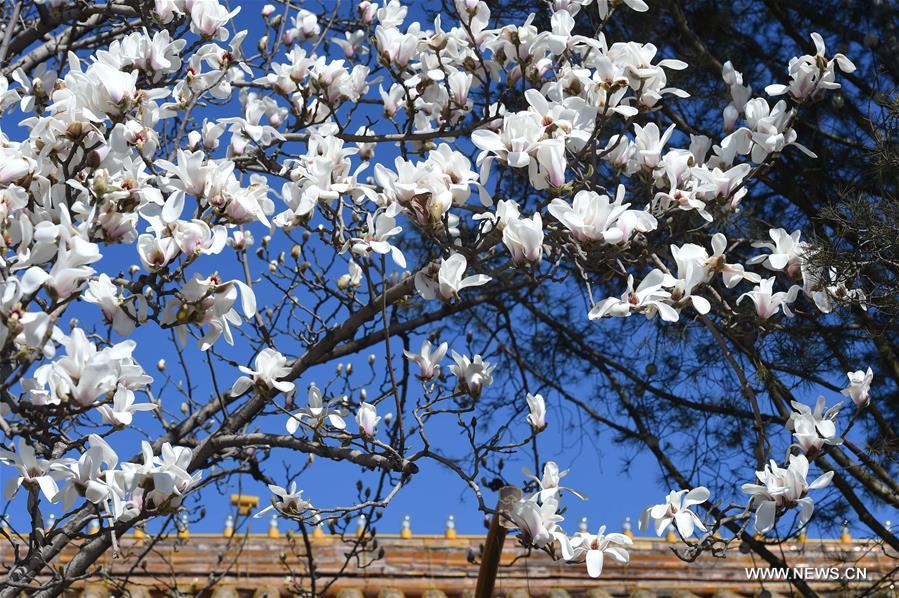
[[0, 436, 199, 524], [503, 462, 631, 578], [0, 0, 875, 581], [638, 368, 875, 539]]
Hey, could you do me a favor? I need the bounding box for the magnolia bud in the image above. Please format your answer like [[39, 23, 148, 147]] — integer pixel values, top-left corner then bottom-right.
[[291, 245, 301, 259], [262, 3, 275, 16], [157, 359, 166, 372], [368, 354, 376, 365]]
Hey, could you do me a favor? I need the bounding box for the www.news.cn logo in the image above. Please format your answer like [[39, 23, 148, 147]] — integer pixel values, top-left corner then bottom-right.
[[745, 567, 868, 581]]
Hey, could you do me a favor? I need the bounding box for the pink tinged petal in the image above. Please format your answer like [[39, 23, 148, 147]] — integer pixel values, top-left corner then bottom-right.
[[585, 549, 604, 578]]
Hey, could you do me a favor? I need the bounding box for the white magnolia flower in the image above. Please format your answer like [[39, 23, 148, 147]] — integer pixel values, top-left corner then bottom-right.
[[749, 228, 807, 278], [255, 482, 312, 518], [526, 392, 547, 430], [787, 397, 842, 453], [403, 340, 448, 380], [548, 185, 657, 245], [741, 454, 833, 534], [53, 435, 118, 511], [351, 211, 406, 269], [502, 212, 544, 265], [738, 277, 800, 320], [589, 270, 679, 322], [355, 402, 381, 437], [508, 494, 565, 549], [523, 461, 586, 502], [638, 487, 709, 538], [190, 0, 241, 40], [286, 384, 347, 432], [471, 111, 543, 169], [415, 253, 491, 301], [765, 32, 855, 101], [231, 348, 295, 395], [83, 274, 145, 336], [563, 525, 633, 578], [97, 386, 157, 427], [0, 439, 62, 501], [705, 233, 761, 289], [449, 351, 495, 399], [841, 368, 873, 408]]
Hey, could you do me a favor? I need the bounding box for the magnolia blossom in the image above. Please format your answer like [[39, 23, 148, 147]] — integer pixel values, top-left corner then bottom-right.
[[255, 483, 312, 518], [638, 487, 709, 538], [0, 440, 61, 501], [231, 348, 295, 395], [590, 270, 679, 322], [97, 386, 157, 427], [562, 525, 633, 579], [742, 454, 833, 533], [787, 397, 842, 453], [403, 340, 448, 380], [548, 185, 657, 244], [449, 351, 495, 398], [355, 402, 381, 437], [526, 392, 547, 430], [749, 228, 807, 278], [842, 368, 873, 408], [351, 211, 406, 268], [53, 435, 118, 511], [503, 212, 544, 264], [507, 494, 565, 549], [524, 461, 586, 502], [415, 253, 491, 301], [738, 277, 800, 320], [286, 384, 347, 432], [160, 274, 258, 350], [765, 32, 855, 101], [83, 273, 145, 335]]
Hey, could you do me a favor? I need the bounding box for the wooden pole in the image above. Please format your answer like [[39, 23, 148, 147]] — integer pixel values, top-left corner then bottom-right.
[[475, 486, 520, 598]]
